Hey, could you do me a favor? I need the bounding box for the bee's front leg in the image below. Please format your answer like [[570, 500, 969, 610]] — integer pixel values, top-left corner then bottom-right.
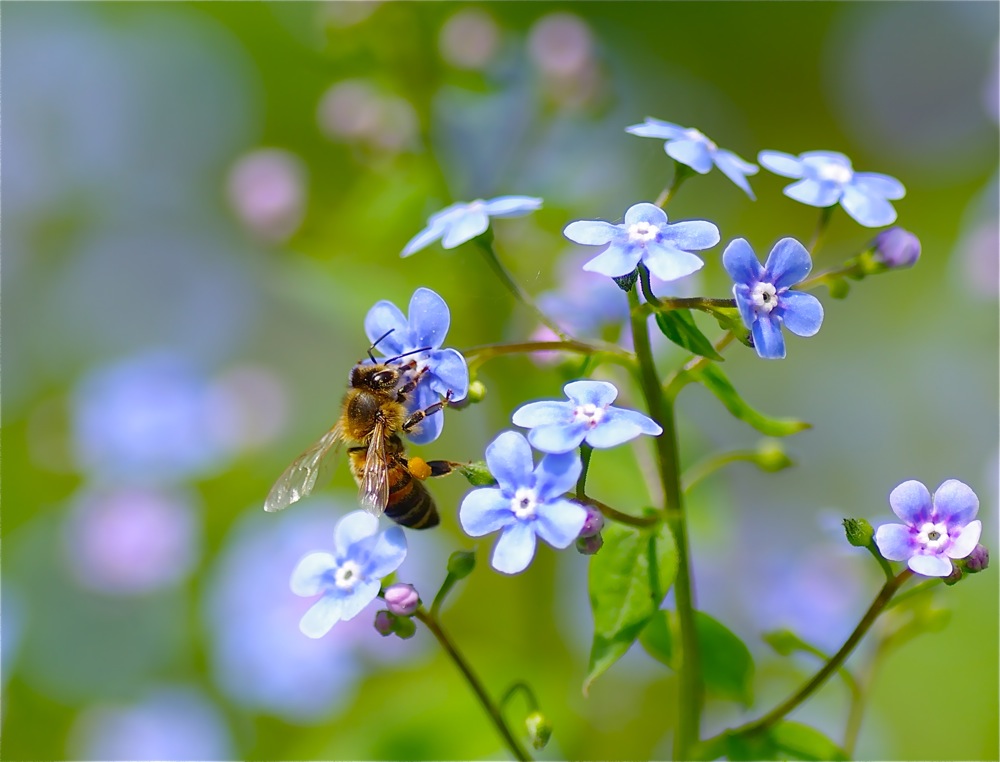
[[401, 390, 454, 432]]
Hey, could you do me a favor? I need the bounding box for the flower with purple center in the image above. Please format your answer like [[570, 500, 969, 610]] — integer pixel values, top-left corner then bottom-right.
[[364, 287, 469, 445], [511, 380, 662, 454], [563, 202, 719, 282], [290, 511, 407, 638], [402, 196, 543, 256], [757, 150, 905, 227], [459, 431, 586, 574], [723, 237, 824, 360], [874, 479, 982, 577], [626, 118, 759, 199]]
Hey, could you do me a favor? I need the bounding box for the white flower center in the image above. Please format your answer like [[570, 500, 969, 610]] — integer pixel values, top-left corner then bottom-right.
[[511, 487, 538, 520], [334, 560, 362, 591], [684, 128, 717, 151], [916, 521, 950, 552], [627, 221, 660, 244], [751, 282, 779, 314], [816, 162, 853, 185], [573, 402, 606, 428]]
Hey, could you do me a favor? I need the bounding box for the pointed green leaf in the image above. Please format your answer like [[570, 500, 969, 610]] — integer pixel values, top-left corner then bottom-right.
[[584, 520, 676, 694], [770, 721, 849, 761], [694, 364, 810, 437], [655, 309, 725, 361]]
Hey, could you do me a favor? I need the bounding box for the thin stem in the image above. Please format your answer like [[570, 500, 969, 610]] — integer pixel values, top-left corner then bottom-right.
[[501, 682, 540, 713], [415, 608, 531, 761], [682, 449, 761, 493], [576, 443, 594, 499], [462, 340, 635, 374], [884, 577, 941, 610], [430, 572, 458, 620], [655, 162, 692, 208], [474, 238, 571, 341], [628, 282, 701, 758], [577, 494, 659, 528], [807, 206, 835, 254]]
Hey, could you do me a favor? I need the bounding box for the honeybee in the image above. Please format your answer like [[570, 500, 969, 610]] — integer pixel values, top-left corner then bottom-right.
[[264, 333, 455, 529]]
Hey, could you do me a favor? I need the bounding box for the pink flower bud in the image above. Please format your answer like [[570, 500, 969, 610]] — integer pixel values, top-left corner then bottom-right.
[[384, 583, 420, 616]]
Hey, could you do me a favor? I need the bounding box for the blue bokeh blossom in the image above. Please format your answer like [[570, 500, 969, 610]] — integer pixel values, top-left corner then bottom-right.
[[459, 431, 586, 575], [512, 380, 662, 454], [723, 237, 824, 360], [563, 202, 720, 282], [402, 196, 542, 256], [626, 118, 759, 198], [874, 479, 982, 577], [757, 150, 905, 227], [291, 511, 407, 638], [364, 287, 469, 444]]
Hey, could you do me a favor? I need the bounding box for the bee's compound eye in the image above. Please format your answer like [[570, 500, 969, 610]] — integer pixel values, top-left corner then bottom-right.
[[373, 370, 397, 387]]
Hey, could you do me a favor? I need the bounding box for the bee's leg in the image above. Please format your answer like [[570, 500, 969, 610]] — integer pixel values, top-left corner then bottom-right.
[[407, 457, 457, 480], [401, 390, 454, 432]]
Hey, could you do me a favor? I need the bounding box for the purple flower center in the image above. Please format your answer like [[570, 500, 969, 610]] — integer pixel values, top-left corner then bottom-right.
[[573, 402, 606, 428], [512, 487, 538, 520], [627, 221, 660, 245], [751, 282, 779, 314]]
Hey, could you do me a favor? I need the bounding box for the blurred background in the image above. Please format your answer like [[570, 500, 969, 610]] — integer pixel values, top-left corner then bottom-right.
[[2, 2, 997, 759]]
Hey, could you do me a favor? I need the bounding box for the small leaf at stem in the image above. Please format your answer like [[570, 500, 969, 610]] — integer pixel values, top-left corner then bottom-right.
[[694, 364, 810, 437], [654, 309, 725, 361]]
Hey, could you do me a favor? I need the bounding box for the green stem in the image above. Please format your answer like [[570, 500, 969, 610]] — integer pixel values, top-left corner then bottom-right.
[[415, 608, 531, 761], [577, 494, 659, 528], [681, 449, 761, 493], [462, 340, 635, 374], [576, 443, 594, 499], [808, 206, 835, 254], [474, 237, 571, 341], [627, 282, 701, 758], [430, 572, 458, 620], [655, 162, 692, 208], [501, 682, 540, 713]]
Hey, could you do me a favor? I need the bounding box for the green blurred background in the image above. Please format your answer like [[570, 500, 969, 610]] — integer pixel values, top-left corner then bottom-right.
[[3, 2, 997, 760]]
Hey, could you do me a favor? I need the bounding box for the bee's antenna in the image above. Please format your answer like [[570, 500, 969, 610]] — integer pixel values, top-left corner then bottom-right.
[[368, 329, 395, 362], [385, 346, 433, 364], [365, 330, 433, 366]]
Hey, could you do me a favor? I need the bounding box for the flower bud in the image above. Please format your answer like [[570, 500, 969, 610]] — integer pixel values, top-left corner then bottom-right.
[[578, 504, 605, 538], [524, 710, 552, 750], [457, 460, 497, 487], [755, 439, 793, 472], [943, 562, 962, 586], [964, 543, 989, 573], [447, 549, 476, 579], [872, 227, 921, 269], [393, 615, 417, 640], [612, 269, 638, 292], [467, 379, 487, 403], [843, 518, 874, 548], [384, 583, 420, 616], [576, 533, 603, 556], [374, 610, 395, 637]]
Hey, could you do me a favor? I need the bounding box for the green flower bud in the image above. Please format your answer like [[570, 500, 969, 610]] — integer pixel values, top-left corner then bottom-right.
[[393, 615, 417, 639], [466, 379, 487, 403], [843, 518, 874, 548], [457, 460, 497, 487], [827, 277, 851, 299], [447, 549, 476, 579], [755, 439, 793, 472], [525, 710, 552, 750]]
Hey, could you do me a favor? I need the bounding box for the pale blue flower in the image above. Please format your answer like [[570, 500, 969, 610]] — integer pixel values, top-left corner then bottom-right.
[[723, 237, 824, 360], [291, 511, 407, 638], [563, 202, 719, 282], [626, 118, 759, 198], [758, 150, 905, 227], [459, 431, 586, 575], [402, 196, 543, 256], [364, 287, 469, 445], [874, 480, 982, 577], [512, 380, 662, 454]]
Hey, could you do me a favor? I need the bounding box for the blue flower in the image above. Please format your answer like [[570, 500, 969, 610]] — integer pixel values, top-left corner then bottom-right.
[[402, 196, 543, 256], [364, 287, 469, 445], [290, 511, 407, 638], [563, 202, 720, 282], [874, 480, 982, 577], [723, 238, 824, 360], [512, 380, 662, 454], [459, 431, 587, 574], [757, 150, 905, 227], [626, 118, 759, 199]]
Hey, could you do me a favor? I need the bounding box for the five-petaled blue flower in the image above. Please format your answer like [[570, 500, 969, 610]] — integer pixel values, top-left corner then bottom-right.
[[402, 196, 543, 257], [874, 479, 982, 577], [563, 202, 720, 282], [723, 238, 824, 360], [757, 150, 905, 228], [290, 511, 407, 638], [626, 118, 759, 199], [459, 431, 587, 575], [365, 287, 469, 445], [512, 380, 662, 454]]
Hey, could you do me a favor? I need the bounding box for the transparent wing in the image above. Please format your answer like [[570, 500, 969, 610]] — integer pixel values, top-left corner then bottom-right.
[[264, 423, 343, 512], [359, 420, 390, 516]]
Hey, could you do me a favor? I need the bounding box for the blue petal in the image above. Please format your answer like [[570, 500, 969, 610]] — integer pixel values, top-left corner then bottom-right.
[[764, 237, 812, 289], [624, 202, 668, 227], [582, 244, 643, 278], [889, 480, 932, 525], [661, 219, 720, 251], [852, 172, 905, 200], [405, 383, 443, 445], [783, 178, 843, 208], [402, 223, 446, 257], [752, 316, 786, 359], [334, 511, 379, 555], [364, 301, 411, 356], [460, 487, 515, 536], [427, 201, 471, 226], [481, 195, 543, 217], [290, 552, 337, 597], [341, 579, 382, 621], [946, 520, 982, 559], [722, 238, 763, 285], [564, 379, 618, 407], [605, 406, 662, 436], [408, 288, 450, 349], [933, 479, 979, 525], [584, 416, 644, 449], [779, 291, 823, 337], [563, 219, 618, 246], [426, 348, 469, 401], [625, 118, 687, 140], [713, 150, 758, 199], [732, 283, 756, 330], [365, 525, 407, 579], [491, 522, 538, 574], [666, 139, 713, 174], [642, 246, 704, 282], [527, 422, 588, 454], [873, 523, 916, 561], [535, 451, 582, 501], [907, 554, 952, 577], [299, 595, 345, 638], [535, 499, 588, 548], [441, 209, 490, 248], [512, 400, 573, 428], [485, 431, 535, 493], [839, 185, 897, 227], [800, 150, 852, 165], [757, 150, 804, 178]]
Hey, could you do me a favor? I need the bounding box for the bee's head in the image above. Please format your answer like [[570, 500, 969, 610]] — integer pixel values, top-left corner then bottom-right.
[[350, 363, 401, 391]]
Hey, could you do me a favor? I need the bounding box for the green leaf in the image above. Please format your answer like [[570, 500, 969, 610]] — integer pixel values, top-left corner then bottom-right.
[[654, 309, 725, 361], [640, 609, 755, 706], [769, 721, 849, 761], [694, 364, 810, 437], [584, 521, 676, 694]]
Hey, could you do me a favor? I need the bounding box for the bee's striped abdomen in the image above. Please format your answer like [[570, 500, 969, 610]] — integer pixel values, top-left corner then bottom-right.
[[384, 462, 440, 529]]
